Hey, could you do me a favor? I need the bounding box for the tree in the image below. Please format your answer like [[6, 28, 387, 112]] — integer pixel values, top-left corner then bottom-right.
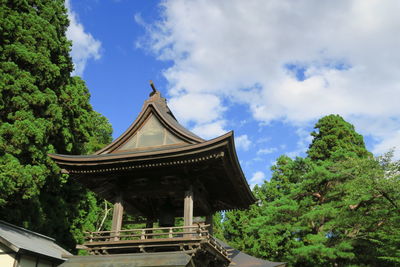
[[222, 156, 313, 263], [337, 152, 400, 265], [307, 114, 371, 161], [0, 0, 112, 250], [222, 115, 400, 266]]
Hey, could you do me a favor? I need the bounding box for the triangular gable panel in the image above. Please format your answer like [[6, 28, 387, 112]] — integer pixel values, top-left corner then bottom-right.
[[117, 114, 186, 152], [96, 91, 204, 155]]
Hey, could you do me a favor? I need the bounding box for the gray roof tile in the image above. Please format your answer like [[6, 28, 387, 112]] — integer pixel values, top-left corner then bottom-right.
[[0, 221, 71, 260]]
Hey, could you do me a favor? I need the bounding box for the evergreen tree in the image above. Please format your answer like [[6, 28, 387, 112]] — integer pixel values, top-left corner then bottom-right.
[[222, 115, 400, 266], [307, 114, 371, 161], [0, 0, 112, 250], [337, 152, 400, 265]]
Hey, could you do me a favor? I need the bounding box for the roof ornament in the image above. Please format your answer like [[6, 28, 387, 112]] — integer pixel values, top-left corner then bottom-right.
[[149, 80, 158, 96]]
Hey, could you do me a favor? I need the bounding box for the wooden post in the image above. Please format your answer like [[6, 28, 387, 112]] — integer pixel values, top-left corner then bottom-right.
[[146, 218, 154, 229], [145, 218, 153, 239], [206, 214, 213, 235], [141, 229, 145, 240], [111, 194, 124, 241], [183, 187, 194, 228]]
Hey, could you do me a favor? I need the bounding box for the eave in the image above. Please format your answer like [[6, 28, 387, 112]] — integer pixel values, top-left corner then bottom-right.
[[49, 132, 256, 211]]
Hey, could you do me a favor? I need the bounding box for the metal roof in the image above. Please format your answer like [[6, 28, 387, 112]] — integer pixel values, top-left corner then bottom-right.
[[216, 239, 286, 267], [0, 220, 71, 261]]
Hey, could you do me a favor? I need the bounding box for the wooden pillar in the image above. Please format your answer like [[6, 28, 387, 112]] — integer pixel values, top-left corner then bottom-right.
[[205, 214, 213, 235], [146, 218, 154, 228], [183, 187, 194, 227], [111, 194, 124, 241], [145, 218, 153, 239]]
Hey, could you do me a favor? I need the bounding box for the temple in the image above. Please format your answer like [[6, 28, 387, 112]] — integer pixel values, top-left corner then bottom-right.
[[49, 83, 284, 267]]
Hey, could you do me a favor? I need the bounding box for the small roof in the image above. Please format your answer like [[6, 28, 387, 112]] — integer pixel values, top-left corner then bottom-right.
[[0, 220, 71, 261], [49, 86, 256, 216], [217, 239, 286, 267]]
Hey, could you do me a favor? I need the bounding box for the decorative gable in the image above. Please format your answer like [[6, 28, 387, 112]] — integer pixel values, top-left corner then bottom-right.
[[118, 114, 185, 151], [95, 88, 204, 155]]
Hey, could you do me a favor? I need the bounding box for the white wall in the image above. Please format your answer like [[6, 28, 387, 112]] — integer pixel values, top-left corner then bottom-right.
[[0, 243, 57, 267], [18, 255, 55, 267], [0, 243, 15, 267]]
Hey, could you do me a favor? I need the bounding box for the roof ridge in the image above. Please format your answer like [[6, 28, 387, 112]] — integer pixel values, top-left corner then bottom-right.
[[145, 90, 177, 119]]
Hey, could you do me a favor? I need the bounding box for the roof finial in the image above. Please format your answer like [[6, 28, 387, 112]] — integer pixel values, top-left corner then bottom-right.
[[149, 80, 158, 96]]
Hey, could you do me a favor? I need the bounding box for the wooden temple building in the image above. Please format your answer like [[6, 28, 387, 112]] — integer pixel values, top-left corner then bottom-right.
[[49, 83, 285, 267]]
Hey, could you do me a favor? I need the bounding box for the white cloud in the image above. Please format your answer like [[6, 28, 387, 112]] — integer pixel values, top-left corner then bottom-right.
[[249, 171, 266, 189], [257, 147, 278, 155], [256, 137, 272, 144], [373, 132, 400, 158], [235, 135, 251, 151], [167, 91, 228, 140], [191, 120, 226, 140], [168, 93, 225, 124], [66, 0, 101, 76], [285, 127, 313, 158], [352, 116, 400, 159], [141, 0, 400, 158]]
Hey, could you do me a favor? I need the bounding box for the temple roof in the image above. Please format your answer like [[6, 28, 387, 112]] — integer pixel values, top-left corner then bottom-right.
[[95, 90, 203, 155], [49, 86, 256, 217]]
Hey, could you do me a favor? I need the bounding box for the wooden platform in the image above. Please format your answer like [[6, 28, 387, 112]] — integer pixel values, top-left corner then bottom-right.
[[78, 225, 230, 264]]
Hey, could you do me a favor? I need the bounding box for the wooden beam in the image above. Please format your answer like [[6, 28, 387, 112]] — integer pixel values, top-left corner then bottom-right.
[[183, 187, 194, 227], [111, 194, 124, 241]]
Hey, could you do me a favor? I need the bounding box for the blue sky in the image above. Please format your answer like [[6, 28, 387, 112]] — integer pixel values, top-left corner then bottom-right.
[[66, 0, 400, 187]]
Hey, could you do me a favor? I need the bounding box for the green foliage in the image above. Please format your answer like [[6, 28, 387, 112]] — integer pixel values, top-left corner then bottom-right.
[[212, 212, 225, 241], [222, 115, 400, 266], [307, 114, 371, 161], [0, 0, 113, 251]]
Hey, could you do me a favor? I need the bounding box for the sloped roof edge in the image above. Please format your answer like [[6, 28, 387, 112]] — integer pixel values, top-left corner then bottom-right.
[[216, 238, 286, 267], [49, 132, 256, 207], [96, 91, 204, 155], [0, 220, 71, 261], [50, 131, 232, 164]]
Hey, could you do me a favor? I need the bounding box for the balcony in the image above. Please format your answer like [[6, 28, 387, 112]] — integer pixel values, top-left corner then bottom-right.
[[78, 224, 230, 263]]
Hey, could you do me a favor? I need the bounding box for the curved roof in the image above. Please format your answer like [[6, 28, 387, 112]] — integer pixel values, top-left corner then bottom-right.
[[49, 88, 256, 214], [52, 132, 231, 165], [96, 91, 204, 155]]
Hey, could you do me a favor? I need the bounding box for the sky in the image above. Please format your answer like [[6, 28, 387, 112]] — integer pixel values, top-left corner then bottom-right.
[[66, 0, 400, 188]]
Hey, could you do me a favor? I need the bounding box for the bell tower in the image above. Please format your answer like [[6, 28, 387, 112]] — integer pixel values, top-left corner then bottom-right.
[[50, 83, 256, 266]]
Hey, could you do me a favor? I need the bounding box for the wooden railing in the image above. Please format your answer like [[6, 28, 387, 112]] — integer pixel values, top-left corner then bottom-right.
[[81, 224, 230, 261], [85, 224, 209, 242]]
